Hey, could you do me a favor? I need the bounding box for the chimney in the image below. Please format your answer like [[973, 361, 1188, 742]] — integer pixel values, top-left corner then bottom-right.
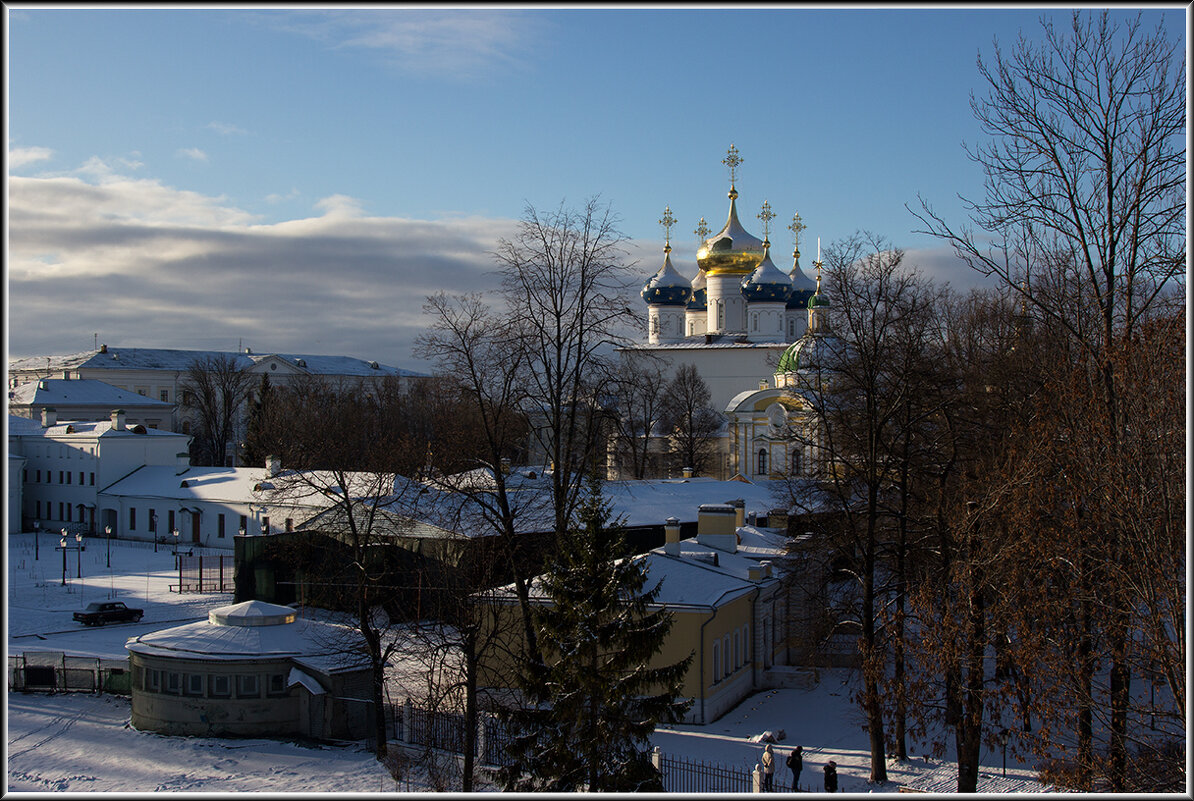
[[664, 516, 681, 556], [761, 560, 774, 578], [266, 455, 281, 477], [759, 379, 768, 390], [769, 508, 790, 532], [99, 343, 108, 353], [682, 466, 694, 479], [111, 409, 126, 431], [176, 451, 191, 469], [696, 504, 737, 553], [731, 498, 745, 528], [38, 379, 48, 391], [41, 407, 57, 427], [748, 565, 764, 582], [62, 371, 71, 380]]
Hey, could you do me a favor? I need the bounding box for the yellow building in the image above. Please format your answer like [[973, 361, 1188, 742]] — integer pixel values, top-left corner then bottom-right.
[[476, 503, 811, 724]]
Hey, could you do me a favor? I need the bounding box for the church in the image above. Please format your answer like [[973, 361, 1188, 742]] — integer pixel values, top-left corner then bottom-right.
[[615, 145, 842, 483]]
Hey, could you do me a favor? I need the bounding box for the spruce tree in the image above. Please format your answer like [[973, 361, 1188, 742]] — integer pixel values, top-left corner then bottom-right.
[[501, 476, 692, 791]]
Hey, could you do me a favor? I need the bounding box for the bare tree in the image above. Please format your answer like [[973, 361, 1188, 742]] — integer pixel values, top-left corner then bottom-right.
[[913, 11, 1184, 789], [658, 363, 723, 477], [606, 353, 669, 479], [496, 198, 641, 538], [181, 353, 253, 466]]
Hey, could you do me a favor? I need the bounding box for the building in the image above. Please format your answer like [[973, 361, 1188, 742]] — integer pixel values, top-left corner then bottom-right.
[[125, 600, 373, 740], [476, 502, 818, 724], [9, 378, 176, 430], [8, 345, 424, 449], [623, 145, 819, 412], [8, 411, 190, 534]]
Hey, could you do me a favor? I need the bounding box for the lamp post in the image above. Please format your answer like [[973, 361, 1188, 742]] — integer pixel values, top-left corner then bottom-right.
[[172, 528, 180, 567], [998, 728, 1011, 777], [34, 520, 40, 560], [152, 513, 159, 552], [105, 525, 112, 568], [75, 532, 84, 579], [59, 534, 68, 586]]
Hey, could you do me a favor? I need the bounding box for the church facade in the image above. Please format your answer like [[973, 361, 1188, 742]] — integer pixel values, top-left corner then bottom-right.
[[614, 145, 839, 483]]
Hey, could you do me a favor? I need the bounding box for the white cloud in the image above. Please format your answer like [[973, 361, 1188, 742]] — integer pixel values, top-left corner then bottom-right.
[[177, 147, 209, 162], [260, 10, 543, 80], [207, 121, 248, 136], [265, 188, 301, 204], [8, 146, 54, 168]]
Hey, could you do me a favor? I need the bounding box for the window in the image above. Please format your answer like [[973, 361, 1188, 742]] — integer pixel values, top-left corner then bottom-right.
[[217, 514, 226, 538], [757, 449, 768, 475], [79, 472, 84, 485], [135, 387, 148, 397], [734, 630, 741, 668], [149, 510, 157, 533], [160, 389, 170, 402], [239, 515, 247, 534], [723, 635, 732, 675], [59, 502, 65, 520], [267, 674, 287, 697], [712, 641, 721, 683], [23, 469, 28, 482], [66, 505, 72, 522], [147, 668, 161, 692], [236, 674, 259, 698], [262, 516, 270, 534], [66, 471, 72, 485], [181, 421, 191, 435], [59, 471, 64, 484], [742, 624, 750, 663], [717, 301, 725, 329], [36, 469, 41, 483], [184, 673, 204, 697], [90, 473, 95, 486], [165, 672, 181, 695], [285, 518, 293, 532], [209, 674, 231, 698], [168, 510, 175, 531], [35, 500, 41, 518], [129, 507, 137, 530]]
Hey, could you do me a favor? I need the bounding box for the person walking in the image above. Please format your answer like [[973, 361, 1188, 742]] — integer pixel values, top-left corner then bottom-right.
[[786, 745, 803, 790], [761, 743, 775, 792], [824, 760, 838, 793]]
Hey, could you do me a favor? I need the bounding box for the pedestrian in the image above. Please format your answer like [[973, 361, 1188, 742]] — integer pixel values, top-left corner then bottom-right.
[[761, 743, 775, 792], [786, 745, 802, 790], [824, 760, 838, 793]]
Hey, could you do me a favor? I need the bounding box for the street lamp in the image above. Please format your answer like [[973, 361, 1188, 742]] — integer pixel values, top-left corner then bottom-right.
[[75, 532, 84, 579], [105, 525, 112, 568], [152, 512, 158, 552], [59, 533, 68, 586], [34, 520, 40, 560], [172, 529, 180, 568], [998, 728, 1011, 777]]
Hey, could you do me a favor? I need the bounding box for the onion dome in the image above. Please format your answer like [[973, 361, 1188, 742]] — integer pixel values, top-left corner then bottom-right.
[[776, 332, 841, 373], [687, 267, 708, 310], [696, 187, 766, 276], [787, 256, 817, 309], [641, 248, 693, 306], [741, 241, 793, 303]]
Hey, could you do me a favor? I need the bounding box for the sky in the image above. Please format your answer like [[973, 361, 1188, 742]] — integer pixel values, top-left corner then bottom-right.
[[6, 6, 1185, 372]]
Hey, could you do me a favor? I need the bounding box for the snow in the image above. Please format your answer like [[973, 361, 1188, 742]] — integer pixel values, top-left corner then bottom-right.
[[6, 532, 1052, 793]]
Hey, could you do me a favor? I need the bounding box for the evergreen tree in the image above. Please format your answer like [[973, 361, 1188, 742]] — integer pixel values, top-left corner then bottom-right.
[[501, 477, 692, 792]]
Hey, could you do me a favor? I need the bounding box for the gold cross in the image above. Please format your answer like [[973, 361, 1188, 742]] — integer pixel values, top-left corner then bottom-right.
[[695, 216, 710, 241], [788, 212, 807, 255], [722, 144, 743, 185], [659, 205, 676, 249], [758, 200, 775, 242]]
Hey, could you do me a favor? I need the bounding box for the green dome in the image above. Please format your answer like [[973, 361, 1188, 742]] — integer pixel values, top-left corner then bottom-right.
[[808, 293, 830, 309]]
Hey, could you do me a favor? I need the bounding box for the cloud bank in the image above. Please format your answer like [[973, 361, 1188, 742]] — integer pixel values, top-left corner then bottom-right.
[[8, 163, 519, 371]]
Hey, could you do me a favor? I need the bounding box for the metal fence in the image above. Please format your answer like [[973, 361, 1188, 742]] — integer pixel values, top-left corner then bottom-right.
[[659, 751, 754, 794], [9, 652, 131, 696], [175, 554, 234, 593]]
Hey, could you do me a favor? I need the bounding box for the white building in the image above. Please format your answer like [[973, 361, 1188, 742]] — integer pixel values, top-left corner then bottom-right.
[[8, 345, 424, 440], [9, 378, 175, 430], [8, 411, 190, 534]]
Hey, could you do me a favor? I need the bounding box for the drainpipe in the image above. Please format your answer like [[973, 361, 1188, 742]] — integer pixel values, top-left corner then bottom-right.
[[694, 586, 751, 725]]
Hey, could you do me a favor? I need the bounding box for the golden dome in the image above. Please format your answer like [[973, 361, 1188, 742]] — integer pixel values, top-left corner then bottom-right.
[[695, 186, 766, 276]]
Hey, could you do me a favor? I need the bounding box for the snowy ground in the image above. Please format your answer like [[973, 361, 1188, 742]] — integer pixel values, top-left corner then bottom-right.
[[6, 532, 1041, 794]]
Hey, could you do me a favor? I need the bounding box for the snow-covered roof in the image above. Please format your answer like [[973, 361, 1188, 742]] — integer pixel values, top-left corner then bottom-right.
[[9, 379, 173, 408], [10, 347, 423, 377], [9, 417, 187, 441], [100, 465, 336, 509], [126, 603, 369, 668]]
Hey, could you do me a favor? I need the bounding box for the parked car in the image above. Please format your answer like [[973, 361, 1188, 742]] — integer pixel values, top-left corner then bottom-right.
[[74, 601, 144, 626]]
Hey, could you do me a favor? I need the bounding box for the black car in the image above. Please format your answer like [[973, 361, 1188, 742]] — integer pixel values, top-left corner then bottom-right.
[[73, 601, 144, 626]]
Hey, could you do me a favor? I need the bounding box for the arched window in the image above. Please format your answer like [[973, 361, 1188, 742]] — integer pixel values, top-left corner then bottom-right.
[[712, 641, 721, 682], [791, 449, 802, 476], [757, 448, 768, 475]]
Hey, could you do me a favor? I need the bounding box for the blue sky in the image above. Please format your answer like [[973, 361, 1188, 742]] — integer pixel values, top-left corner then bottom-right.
[[7, 7, 1185, 369]]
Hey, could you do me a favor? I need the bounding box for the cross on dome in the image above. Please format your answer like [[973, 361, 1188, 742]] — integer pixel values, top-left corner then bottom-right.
[[722, 144, 743, 195], [788, 212, 807, 257], [758, 200, 775, 245], [659, 205, 676, 252], [694, 216, 710, 241]]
